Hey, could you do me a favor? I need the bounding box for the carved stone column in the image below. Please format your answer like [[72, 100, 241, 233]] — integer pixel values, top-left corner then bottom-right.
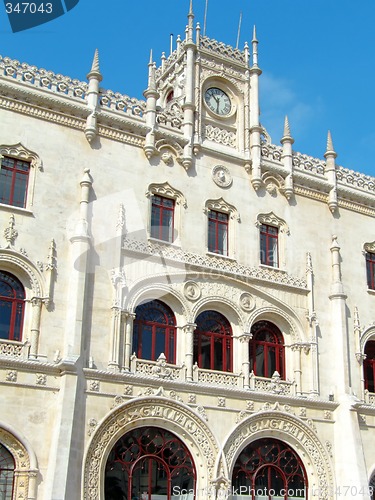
[[123, 313, 135, 372], [29, 297, 42, 359], [239, 333, 252, 388], [184, 323, 196, 382], [291, 343, 310, 396], [108, 307, 122, 371]]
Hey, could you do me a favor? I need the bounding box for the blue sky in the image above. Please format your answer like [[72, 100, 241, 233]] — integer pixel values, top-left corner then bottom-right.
[[1, 0, 375, 177]]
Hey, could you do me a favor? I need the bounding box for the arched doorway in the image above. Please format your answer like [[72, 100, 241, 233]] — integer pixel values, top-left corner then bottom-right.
[[232, 438, 307, 499], [105, 427, 196, 500]]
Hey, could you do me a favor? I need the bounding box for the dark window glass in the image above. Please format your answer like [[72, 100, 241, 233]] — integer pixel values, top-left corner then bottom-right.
[[151, 196, 175, 242], [249, 321, 285, 379], [133, 300, 176, 363], [105, 427, 196, 500], [0, 156, 30, 208], [0, 271, 25, 341], [364, 341, 375, 393], [208, 210, 228, 255], [232, 438, 307, 499], [194, 310, 232, 371], [260, 224, 279, 267], [366, 252, 375, 290]]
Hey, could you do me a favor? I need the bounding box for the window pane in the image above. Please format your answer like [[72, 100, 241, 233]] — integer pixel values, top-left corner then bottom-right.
[[0, 170, 12, 205], [218, 222, 228, 256], [0, 301, 12, 339], [155, 327, 166, 359], [142, 325, 153, 360], [12, 172, 28, 208]]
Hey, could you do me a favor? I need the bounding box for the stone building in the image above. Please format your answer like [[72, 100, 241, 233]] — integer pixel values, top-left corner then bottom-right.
[[0, 4, 375, 500]]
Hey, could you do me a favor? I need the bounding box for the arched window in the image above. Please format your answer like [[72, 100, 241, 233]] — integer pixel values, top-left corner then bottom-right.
[[232, 438, 307, 500], [364, 341, 375, 393], [249, 321, 285, 379], [0, 443, 15, 499], [105, 427, 196, 500], [194, 311, 232, 372], [0, 271, 25, 342], [133, 300, 176, 363]]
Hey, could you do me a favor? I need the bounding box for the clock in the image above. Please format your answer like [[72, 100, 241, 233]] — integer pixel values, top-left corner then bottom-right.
[[204, 87, 231, 116]]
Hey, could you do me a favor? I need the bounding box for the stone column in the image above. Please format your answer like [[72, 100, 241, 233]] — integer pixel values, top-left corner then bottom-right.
[[123, 313, 135, 372], [29, 297, 42, 359], [239, 333, 252, 388], [184, 323, 196, 382], [108, 306, 122, 371]]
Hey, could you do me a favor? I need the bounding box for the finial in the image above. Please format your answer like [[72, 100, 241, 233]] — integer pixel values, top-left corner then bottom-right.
[[189, 0, 194, 16], [149, 49, 153, 65], [87, 48, 102, 81], [252, 25, 258, 42]]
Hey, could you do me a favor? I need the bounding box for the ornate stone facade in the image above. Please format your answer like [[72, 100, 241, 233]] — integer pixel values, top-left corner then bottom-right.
[[0, 5, 375, 500]]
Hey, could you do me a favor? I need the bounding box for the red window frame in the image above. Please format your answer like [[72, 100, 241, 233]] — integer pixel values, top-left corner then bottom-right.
[[0, 156, 30, 208], [232, 438, 308, 500], [249, 321, 285, 379], [133, 300, 176, 363], [364, 341, 375, 393], [366, 252, 375, 290], [151, 195, 175, 242], [105, 427, 196, 500], [260, 224, 279, 267], [208, 210, 228, 256], [194, 310, 232, 372], [0, 271, 25, 342]]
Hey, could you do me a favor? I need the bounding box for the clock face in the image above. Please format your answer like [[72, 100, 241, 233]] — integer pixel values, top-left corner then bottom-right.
[[204, 87, 231, 116]]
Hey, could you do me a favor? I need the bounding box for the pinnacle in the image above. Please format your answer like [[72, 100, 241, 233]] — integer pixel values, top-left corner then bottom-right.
[[252, 25, 258, 42], [87, 48, 102, 81], [284, 115, 291, 137], [326, 130, 334, 152]]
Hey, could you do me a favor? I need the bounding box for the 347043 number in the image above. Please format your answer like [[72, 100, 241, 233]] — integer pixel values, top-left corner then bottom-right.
[[5, 3, 53, 14]]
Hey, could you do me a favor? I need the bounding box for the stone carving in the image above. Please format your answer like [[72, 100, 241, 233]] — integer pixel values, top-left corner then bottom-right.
[[157, 102, 183, 129], [88, 418, 98, 437], [204, 124, 236, 148], [112, 396, 124, 408], [200, 36, 247, 64], [323, 411, 332, 420], [151, 353, 173, 379], [83, 398, 219, 498], [292, 151, 326, 176], [89, 380, 100, 392], [183, 281, 201, 301], [196, 406, 208, 421], [212, 165, 232, 188], [224, 412, 334, 500], [239, 292, 255, 312], [4, 214, 18, 248], [0, 340, 24, 357], [124, 385, 133, 396], [35, 374, 47, 386], [218, 397, 226, 408], [6, 370, 17, 382], [246, 401, 255, 411], [146, 181, 187, 208], [100, 89, 145, 117], [188, 393, 196, 404]]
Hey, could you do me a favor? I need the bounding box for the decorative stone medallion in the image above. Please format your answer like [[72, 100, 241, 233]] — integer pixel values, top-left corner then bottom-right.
[[183, 281, 201, 301], [212, 165, 232, 188], [239, 292, 255, 312]]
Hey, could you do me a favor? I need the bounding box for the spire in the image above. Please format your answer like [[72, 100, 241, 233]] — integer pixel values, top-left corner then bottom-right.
[[87, 48, 102, 82], [325, 130, 337, 158], [251, 25, 259, 68], [187, 0, 194, 42]]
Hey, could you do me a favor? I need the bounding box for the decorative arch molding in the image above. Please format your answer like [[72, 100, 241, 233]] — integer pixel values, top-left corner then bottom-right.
[[222, 410, 334, 500], [205, 197, 240, 222], [0, 142, 42, 171], [247, 306, 302, 344], [191, 295, 245, 331], [0, 422, 38, 500], [146, 181, 187, 208], [83, 397, 220, 500], [0, 248, 46, 298], [125, 274, 189, 321], [359, 323, 375, 354], [255, 211, 289, 234]]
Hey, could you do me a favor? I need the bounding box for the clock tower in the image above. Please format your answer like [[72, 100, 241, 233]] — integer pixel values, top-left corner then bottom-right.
[[143, 1, 263, 189]]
